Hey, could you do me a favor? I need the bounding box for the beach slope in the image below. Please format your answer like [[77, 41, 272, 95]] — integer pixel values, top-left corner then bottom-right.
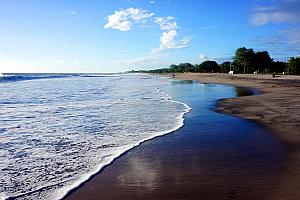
[[176, 73, 300, 200]]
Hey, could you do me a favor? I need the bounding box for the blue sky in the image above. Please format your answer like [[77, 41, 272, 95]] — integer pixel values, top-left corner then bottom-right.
[[0, 0, 300, 73]]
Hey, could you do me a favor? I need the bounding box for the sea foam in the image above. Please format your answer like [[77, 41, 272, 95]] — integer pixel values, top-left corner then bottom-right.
[[0, 74, 191, 200]]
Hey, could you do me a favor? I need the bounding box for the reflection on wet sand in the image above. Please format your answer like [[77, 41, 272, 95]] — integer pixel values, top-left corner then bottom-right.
[[117, 156, 161, 192], [66, 81, 286, 200]]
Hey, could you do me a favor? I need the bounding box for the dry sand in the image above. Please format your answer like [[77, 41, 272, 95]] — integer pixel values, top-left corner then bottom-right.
[[176, 73, 300, 200]]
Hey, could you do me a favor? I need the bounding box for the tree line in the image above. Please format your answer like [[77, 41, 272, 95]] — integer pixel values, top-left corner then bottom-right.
[[144, 47, 300, 75]]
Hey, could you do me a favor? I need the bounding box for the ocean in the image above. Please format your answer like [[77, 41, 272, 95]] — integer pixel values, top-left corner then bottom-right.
[[66, 78, 286, 200], [0, 73, 190, 200]]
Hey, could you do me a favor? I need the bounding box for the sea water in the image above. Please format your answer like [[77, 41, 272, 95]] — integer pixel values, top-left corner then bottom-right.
[[0, 74, 190, 199]]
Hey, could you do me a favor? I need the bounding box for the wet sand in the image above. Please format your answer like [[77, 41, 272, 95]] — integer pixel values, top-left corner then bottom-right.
[[65, 77, 291, 200], [176, 73, 300, 199]]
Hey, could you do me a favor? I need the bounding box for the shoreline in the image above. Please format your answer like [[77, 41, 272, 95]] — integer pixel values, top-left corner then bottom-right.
[[175, 73, 300, 199], [58, 80, 192, 200], [174, 73, 300, 147], [58, 91, 191, 200], [65, 75, 288, 200]]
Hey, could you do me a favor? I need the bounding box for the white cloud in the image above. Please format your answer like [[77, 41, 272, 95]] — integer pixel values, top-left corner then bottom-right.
[[251, 0, 300, 26], [104, 8, 154, 31], [73, 59, 81, 64], [199, 54, 205, 59], [56, 57, 65, 64], [199, 54, 213, 62], [104, 8, 190, 53], [122, 53, 168, 65], [113, 53, 170, 69], [253, 28, 300, 56], [67, 11, 77, 15], [250, 1, 300, 57], [152, 30, 190, 53], [154, 16, 177, 31], [55, 57, 82, 65], [121, 49, 129, 56], [152, 15, 190, 52], [160, 30, 177, 49], [150, 1, 155, 4], [251, 7, 294, 26], [198, 54, 220, 62]]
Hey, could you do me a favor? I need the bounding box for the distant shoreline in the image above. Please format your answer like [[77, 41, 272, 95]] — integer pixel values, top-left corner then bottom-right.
[[175, 73, 300, 199]]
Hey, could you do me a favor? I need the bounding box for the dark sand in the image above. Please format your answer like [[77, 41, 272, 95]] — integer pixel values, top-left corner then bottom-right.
[[65, 78, 290, 200], [176, 73, 300, 200]]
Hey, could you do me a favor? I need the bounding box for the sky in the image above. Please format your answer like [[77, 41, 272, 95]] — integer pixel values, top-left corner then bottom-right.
[[0, 0, 300, 73]]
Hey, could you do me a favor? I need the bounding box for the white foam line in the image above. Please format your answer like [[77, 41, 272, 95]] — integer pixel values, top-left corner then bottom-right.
[[54, 98, 191, 200], [82, 75, 119, 77]]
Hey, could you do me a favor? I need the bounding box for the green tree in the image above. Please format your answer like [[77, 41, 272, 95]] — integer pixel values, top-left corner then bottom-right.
[[178, 63, 194, 72], [169, 64, 179, 73], [168, 63, 195, 73], [271, 61, 287, 73], [233, 47, 255, 73], [255, 51, 273, 73], [148, 68, 170, 73], [220, 61, 231, 73], [200, 61, 220, 73], [193, 64, 204, 72], [287, 57, 300, 75]]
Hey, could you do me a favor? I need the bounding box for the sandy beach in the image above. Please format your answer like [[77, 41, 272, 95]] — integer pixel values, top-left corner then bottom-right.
[[64, 74, 300, 200], [176, 73, 300, 199]]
